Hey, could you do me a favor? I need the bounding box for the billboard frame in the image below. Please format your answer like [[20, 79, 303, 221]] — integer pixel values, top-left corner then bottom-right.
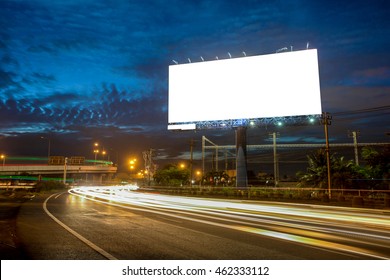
[[168, 114, 322, 131], [168, 49, 322, 131]]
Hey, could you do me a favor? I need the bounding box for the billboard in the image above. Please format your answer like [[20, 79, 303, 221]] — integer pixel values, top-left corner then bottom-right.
[[168, 49, 322, 130]]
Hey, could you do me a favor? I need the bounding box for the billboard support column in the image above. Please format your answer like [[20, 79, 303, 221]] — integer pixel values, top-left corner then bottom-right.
[[236, 126, 248, 188]]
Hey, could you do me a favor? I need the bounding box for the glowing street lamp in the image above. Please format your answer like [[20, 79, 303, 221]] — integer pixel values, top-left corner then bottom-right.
[[129, 158, 137, 171], [94, 149, 99, 160], [1, 154, 5, 166], [93, 142, 100, 163]]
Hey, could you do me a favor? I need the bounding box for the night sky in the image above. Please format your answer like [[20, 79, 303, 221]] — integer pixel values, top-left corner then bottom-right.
[[1, 0, 389, 172]]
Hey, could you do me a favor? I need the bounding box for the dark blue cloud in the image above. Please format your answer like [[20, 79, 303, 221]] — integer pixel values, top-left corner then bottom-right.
[[0, 0, 389, 169]]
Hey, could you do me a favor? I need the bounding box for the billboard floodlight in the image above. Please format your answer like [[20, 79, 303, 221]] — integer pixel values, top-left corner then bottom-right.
[[276, 47, 288, 53]]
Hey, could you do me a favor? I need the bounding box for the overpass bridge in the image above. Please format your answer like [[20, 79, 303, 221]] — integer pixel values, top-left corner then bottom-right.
[[0, 164, 117, 184]]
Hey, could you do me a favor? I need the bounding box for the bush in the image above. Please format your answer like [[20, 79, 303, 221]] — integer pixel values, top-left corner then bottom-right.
[[337, 194, 346, 202], [34, 181, 67, 192]]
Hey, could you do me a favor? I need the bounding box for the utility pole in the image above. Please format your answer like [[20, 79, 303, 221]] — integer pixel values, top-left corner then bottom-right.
[[202, 136, 206, 176], [215, 145, 219, 171], [225, 150, 228, 172], [189, 139, 194, 187], [202, 136, 205, 175], [270, 132, 280, 187], [321, 112, 332, 199], [348, 130, 360, 165], [202, 136, 219, 175]]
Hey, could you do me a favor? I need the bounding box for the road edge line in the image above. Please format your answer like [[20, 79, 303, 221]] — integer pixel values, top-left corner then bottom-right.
[[43, 193, 117, 260]]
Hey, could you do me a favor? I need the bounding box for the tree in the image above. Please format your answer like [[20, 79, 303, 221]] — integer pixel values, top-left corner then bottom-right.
[[153, 164, 190, 186], [332, 155, 360, 189], [297, 149, 360, 189], [298, 146, 390, 190], [360, 146, 390, 189], [297, 149, 328, 188]]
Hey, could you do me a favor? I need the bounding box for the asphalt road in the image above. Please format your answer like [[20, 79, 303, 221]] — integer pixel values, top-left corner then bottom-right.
[[15, 187, 390, 260]]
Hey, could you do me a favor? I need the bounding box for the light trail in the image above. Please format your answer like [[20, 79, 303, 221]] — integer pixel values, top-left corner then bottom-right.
[[69, 186, 390, 259]]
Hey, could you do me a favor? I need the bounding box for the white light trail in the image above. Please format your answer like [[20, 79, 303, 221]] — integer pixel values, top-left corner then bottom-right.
[[68, 186, 390, 259], [69, 186, 390, 229]]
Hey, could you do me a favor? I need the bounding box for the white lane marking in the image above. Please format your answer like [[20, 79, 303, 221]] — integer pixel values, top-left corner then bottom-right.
[[54, 193, 64, 199], [43, 193, 117, 260]]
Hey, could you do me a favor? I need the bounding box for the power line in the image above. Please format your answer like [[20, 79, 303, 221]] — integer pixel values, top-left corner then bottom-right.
[[333, 105, 390, 116]]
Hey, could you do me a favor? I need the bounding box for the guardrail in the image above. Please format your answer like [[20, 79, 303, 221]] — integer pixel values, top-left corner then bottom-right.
[[0, 185, 34, 189]]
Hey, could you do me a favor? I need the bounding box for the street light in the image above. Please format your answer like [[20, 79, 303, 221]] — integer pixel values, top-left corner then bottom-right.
[[93, 142, 99, 163], [129, 158, 137, 171], [63, 157, 68, 184], [1, 154, 5, 167], [94, 149, 99, 159], [196, 170, 202, 186]]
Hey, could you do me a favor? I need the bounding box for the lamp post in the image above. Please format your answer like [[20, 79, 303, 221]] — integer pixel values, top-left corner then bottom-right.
[[196, 170, 201, 186], [94, 149, 99, 162], [40, 137, 51, 161], [63, 157, 68, 184], [348, 130, 360, 166], [129, 158, 137, 172], [270, 132, 280, 187], [93, 142, 99, 164], [1, 154, 5, 167]]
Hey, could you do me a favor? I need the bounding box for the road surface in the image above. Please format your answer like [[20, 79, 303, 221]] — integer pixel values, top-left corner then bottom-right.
[[16, 186, 390, 260]]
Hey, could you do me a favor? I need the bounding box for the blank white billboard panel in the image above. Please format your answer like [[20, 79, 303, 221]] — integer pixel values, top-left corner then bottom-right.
[[168, 49, 322, 128]]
